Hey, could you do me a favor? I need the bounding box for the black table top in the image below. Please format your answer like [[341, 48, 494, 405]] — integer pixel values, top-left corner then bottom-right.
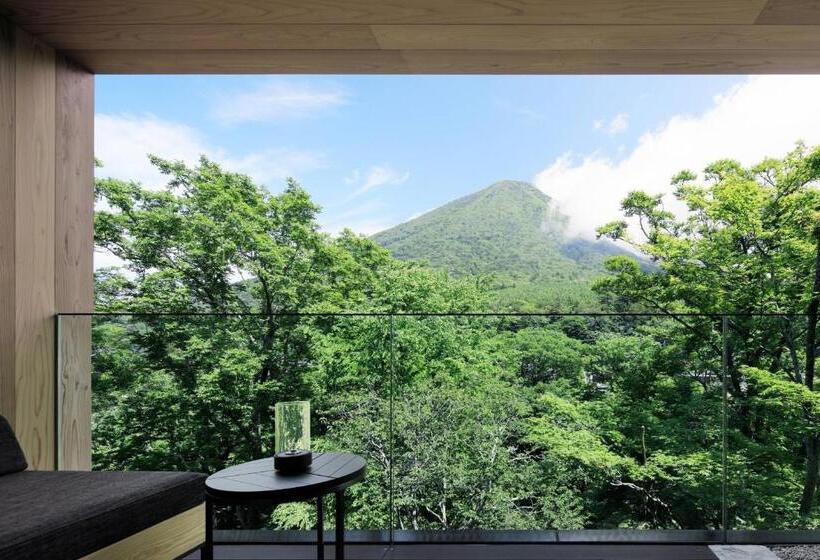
[[205, 452, 366, 502]]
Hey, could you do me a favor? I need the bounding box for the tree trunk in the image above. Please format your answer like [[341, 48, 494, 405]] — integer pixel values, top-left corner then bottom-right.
[[801, 437, 820, 518], [799, 231, 820, 517], [725, 339, 754, 438]]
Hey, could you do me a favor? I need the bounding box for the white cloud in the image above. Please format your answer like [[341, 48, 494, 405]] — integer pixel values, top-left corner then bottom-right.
[[93, 247, 128, 272], [223, 148, 325, 186], [349, 164, 410, 198], [94, 113, 323, 269], [536, 76, 820, 240], [95, 113, 208, 187], [339, 218, 398, 236], [594, 113, 629, 135], [322, 199, 401, 236], [211, 80, 348, 124], [344, 169, 360, 185], [96, 113, 323, 188], [608, 113, 629, 134], [497, 99, 546, 122]]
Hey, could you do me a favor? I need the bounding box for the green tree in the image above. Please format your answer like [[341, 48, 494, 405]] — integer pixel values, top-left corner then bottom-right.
[[93, 155, 493, 529], [91, 146, 820, 533], [597, 144, 820, 521]]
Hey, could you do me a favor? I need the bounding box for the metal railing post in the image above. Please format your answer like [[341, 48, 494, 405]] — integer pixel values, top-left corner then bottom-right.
[[721, 315, 729, 544], [389, 314, 395, 548]]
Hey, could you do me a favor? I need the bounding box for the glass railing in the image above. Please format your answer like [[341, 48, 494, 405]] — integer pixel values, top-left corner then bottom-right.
[[56, 312, 819, 544]]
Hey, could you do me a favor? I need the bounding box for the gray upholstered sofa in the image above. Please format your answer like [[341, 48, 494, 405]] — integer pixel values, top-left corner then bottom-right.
[[0, 415, 206, 559]]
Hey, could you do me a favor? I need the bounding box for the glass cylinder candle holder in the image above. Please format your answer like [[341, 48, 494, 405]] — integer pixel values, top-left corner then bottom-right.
[[274, 400, 312, 473]]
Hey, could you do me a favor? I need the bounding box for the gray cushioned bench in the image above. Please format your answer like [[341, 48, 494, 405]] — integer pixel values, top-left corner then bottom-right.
[[0, 415, 206, 560]]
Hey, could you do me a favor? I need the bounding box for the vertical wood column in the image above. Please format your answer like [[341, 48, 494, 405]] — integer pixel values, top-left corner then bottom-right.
[[0, 19, 17, 442], [11, 24, 56, 471], [55, 55, 94, 471], [0, 18, 94, 471]]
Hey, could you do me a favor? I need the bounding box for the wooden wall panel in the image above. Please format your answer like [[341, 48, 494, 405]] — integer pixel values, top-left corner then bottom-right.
[[1, 19, 93, 470], [13, 26, 55, 470], [55, 55, 93, 470], [0, 17, 15, 431], [57, 316, 92, 470], [55, 56, 93, 315]]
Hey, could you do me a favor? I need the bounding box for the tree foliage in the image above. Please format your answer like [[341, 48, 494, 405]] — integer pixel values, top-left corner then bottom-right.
[[92, 147, 820, 531]]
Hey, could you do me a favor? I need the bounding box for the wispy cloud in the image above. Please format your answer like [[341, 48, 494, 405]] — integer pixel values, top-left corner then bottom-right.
[[348, 164, 410, 198], [95, 113, 208, 187], [322, 199, 399, 236], [536, 76, 820, 240], [344, 169, 360, 185], [345, 219, 399, 236], [211, 80, 349, 124], [594, 113, 629, 135], [94, 112, 325, 270], [95, 113, 323, 188], [498, 100, 546, 122], [223, 149, 325, 186]]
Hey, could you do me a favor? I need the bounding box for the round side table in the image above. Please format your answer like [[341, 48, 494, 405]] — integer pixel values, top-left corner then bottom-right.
[[203, 452, 366, 560]]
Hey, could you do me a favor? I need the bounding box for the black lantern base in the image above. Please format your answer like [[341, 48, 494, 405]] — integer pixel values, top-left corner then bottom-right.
[[274, 450, 312, 474]]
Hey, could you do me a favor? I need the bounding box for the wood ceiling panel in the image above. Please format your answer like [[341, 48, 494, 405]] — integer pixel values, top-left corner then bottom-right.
[[25, 24, 380, 50], [64, 49, 410, 74], [373, 24, 820, 51], [24, 24, 820, 52], [3, 0, 769, 25], [4, 1, 817, 74], [399, 49, 820, 73], [756, 0, 820, 24], [63, 48, 820, 74]]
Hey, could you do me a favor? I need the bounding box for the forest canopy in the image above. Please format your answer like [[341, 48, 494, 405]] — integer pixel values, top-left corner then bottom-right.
[[92, 145, 820, 530]]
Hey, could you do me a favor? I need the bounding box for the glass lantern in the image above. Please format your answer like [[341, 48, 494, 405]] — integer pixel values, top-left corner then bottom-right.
[[274, 401, 312, 473]]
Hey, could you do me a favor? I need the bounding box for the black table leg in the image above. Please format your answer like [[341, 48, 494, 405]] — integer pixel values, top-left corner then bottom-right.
[[203, 496, 214, 560], [317, 497, 325, 560], [335, 491, 345, 560]]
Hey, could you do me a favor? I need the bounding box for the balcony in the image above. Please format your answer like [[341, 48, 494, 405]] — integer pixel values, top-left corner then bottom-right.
[[54, 311, 820, 558], [3, 2, 820, 559]]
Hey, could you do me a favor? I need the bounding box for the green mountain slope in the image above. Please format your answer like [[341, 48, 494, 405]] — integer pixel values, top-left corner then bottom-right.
[[371, 180, 629, 311]]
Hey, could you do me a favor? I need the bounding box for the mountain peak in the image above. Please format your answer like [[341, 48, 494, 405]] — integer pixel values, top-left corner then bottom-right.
[[372, 179, 629, 310], [486, 179, 543, 191], [461, 179, 549, 205]]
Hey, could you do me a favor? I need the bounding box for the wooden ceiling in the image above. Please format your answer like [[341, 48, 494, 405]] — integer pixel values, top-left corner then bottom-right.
[[1, 0, 819, 74]]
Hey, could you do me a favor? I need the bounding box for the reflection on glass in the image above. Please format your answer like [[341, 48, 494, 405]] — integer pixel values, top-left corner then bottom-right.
[[275, 400, 311, 455]]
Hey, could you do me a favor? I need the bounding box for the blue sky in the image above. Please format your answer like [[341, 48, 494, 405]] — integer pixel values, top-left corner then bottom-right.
[[94, 74, 820, 265]]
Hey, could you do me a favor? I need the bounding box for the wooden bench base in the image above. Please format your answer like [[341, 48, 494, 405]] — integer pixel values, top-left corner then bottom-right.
[[80, 503, 204, 560]]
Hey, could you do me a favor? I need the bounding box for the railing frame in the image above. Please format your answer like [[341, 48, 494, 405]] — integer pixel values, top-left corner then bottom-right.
[[57, 311, 820, 545]]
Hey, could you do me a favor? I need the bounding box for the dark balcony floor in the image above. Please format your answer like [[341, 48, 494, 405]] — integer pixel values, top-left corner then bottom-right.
[[183, 543, 718, 560]]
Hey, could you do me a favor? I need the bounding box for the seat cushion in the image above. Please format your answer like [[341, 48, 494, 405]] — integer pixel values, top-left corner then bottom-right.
[[0, 414, 27, 474], [0, 470, 206, 560]]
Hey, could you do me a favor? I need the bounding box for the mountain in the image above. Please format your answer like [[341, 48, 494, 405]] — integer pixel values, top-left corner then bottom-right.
[[371, 180, 632, 311]]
